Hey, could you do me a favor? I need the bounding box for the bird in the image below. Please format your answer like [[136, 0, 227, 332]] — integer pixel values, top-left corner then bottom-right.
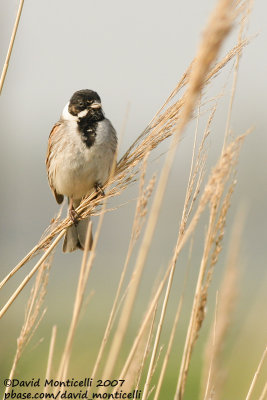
[[46, 89, 117, 252]]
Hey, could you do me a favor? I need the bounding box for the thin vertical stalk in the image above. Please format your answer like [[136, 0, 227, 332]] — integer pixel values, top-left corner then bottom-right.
[[44, 326, 57, 393], [0, 0, 25, 94], [245, 346, 267, 400]]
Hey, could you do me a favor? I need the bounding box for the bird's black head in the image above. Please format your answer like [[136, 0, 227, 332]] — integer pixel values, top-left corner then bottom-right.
[[68, 89, 103, 119]]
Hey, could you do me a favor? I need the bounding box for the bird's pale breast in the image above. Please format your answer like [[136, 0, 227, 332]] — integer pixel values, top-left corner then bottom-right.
[[49, 119, 116, 200]]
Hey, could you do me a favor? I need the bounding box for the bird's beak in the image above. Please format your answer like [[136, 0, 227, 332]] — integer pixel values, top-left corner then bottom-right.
[[90, 102, 102, 109]]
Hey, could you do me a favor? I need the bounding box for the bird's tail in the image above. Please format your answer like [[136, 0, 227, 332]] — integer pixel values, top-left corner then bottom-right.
[[63, 217, 93, 253]]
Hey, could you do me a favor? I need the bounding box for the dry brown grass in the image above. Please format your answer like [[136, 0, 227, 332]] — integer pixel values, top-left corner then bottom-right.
[[1, 1, 264, 400], [202, 212, 244, 400], [4, 257, 52, 398]]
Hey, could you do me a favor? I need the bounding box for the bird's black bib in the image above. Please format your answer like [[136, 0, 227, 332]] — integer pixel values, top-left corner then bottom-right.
[[77, 110, 104, 148]]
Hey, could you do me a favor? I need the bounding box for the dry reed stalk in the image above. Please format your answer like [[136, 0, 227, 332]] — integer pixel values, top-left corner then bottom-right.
[[91, 152, 155, 380], [122, 302, 158, 394], [222, 0, 251, 153], [0, 0, 24, 94], [245, 346, 267, 400], [0, 242, 43, 290], [118, 42, 248, 176], [153, 240, 194, 400], [135, 305, 158, 391], [116, 257, 183, 385], [44, 325, 57, 394], [258, 381, 267, 400], [153, 294, 184, 400], [151, 345, 164, 382], [179, 103, 218, 241], [0, 207, 64, 291], [142, 101, 211, 400], [202, 211, 244, 400], [4, 259, 51, 397], [0, 230, 65, 319], [203, 292, 219, 400]]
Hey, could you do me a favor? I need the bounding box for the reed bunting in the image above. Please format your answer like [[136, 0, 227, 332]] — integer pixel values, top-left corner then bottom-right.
[[46, 89, 117, 252]]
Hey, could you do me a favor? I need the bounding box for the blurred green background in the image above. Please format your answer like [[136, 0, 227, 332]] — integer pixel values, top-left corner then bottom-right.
[[0, 1, 266, 399]]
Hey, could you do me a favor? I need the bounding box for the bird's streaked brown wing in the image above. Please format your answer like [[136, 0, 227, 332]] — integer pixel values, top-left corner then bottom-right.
[[46, 122, 64, 204]]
